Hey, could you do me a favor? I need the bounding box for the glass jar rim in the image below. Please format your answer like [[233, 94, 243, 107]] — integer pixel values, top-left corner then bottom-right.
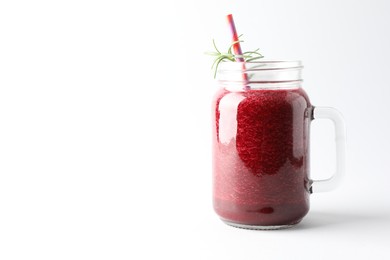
[[216, 60, 303, 83], [217, 60, 303, 71]]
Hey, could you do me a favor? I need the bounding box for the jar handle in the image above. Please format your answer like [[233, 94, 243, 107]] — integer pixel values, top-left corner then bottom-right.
[[311, 107, 346, 193]]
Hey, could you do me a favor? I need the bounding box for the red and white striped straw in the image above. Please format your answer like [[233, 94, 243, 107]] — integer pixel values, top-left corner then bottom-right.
[[226, 14, 244, 62], [226, 14, 248, 83]]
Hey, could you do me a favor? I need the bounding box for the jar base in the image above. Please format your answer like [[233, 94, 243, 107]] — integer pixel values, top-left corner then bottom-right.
[[222, 219, 299, 230]]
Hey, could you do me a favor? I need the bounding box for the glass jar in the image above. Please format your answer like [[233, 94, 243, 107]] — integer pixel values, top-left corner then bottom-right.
[[212, 61, 346, 230]]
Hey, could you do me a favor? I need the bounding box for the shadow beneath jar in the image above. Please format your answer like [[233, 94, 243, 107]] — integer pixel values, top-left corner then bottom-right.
[[290, 210, 390, 231]]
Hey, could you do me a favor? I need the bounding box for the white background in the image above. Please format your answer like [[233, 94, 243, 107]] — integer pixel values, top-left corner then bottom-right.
[[0, 0, 389, 259]]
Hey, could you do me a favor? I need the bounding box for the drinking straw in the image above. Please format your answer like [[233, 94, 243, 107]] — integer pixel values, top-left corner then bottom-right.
[[226, 14, 248, 83], [226, 14, 244, 62]]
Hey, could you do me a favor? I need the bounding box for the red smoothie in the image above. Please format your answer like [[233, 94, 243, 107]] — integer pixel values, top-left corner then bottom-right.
[[212, 86, 313, 227]]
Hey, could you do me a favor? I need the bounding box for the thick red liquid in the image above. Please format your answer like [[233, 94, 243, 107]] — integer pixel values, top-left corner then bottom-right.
[[212, 86, 313, 226]]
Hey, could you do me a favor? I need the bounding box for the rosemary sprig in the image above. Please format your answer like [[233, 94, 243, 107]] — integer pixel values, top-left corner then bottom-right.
[[206, 35, 264, 78]]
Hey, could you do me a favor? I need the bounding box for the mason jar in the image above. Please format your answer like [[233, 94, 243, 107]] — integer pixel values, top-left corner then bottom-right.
[[212, 61, 346, 230]]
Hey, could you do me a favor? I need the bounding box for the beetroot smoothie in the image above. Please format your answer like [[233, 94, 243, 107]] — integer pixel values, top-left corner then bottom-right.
[[212, 85, 313, 227]]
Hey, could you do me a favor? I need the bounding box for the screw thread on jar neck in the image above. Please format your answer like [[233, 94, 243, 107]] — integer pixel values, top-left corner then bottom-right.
[[216, 61, 303, 90]]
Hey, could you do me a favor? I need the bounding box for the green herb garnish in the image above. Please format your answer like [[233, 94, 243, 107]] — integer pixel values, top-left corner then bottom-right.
[[206, 35, 264, 78]]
